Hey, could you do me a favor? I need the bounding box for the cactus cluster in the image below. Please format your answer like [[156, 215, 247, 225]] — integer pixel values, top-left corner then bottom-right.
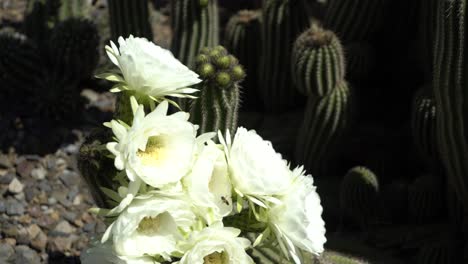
[[189, 46, 245, 138], [170, 0, 219, 68], [408, 174, 444, 224], [293, 26, 352, 176], [340, 166, 379, 229], [224, 10, 261, 110], [108, 0, 153, 41]]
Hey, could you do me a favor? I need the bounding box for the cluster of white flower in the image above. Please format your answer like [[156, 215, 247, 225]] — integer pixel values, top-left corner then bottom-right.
[[81, 36, 326, 264]]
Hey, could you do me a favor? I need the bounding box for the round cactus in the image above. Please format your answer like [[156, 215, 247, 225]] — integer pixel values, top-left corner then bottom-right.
[[340, 166, 379, 229], [292, 25, 345, 97], [411, 86, 439, 167], [408, 174, 445, 224], [295, 81, 352, 176], [48, 18, 99, 82], [0, 32, 45, 112], [189, 46, 245, 138], [224, 10, 261, 110]]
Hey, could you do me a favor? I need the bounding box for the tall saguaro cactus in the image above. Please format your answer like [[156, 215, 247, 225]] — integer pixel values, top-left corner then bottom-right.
[[258, 0, 310, 112], [170, 0, 219, 68], [432, 0, 468, 209], [108, 0, 153, 41]]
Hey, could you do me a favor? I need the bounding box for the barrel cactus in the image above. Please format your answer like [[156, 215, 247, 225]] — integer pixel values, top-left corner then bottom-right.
[[189, 46, 245, 138], [340, 166, 379, 229], [291, 25, 345, 97], [224, 10, 261, 110], [48, 18, 99, 82], [258, 0, 310, 112], [170, 0, 219, 68]]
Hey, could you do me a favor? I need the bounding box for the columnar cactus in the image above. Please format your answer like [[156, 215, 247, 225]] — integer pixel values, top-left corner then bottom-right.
[[323, 0, 386, 43], [291, 25, 345, 97], [416, 242, 459, 264], [108, 0, 153, 41], [293, 26, 352, 176], [408, 174, 444, 224], [171, 0, 219, 67], [340, 166, 379, 229], [258, 0, 310, 112], [189, 46, 245, 138], [411, 86, 438, 166], [48, 18, 99, 82], [224, 10, 261, 110], [432, 0, 468, 206]]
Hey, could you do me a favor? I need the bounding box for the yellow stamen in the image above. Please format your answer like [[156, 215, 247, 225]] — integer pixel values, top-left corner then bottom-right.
[[137, 215, 161, 235], [204, 251, 225, 264], [137, 136, 165, 166]]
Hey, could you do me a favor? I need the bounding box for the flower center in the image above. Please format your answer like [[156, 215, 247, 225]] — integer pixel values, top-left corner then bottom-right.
[[136, 215, 161, 235], [137, 136, 166, 166], [203, 251, 225, 264]]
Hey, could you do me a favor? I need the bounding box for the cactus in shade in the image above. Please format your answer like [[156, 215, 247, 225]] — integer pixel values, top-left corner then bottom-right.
[[411, 86, 438, 166], [295, 82, 352, 176], [170, 0, 219, 67], [432, 0, 468, 205], [78, 129, 119, 208], [344, 42, 376, 81], [340, 166, 379, 229], [48, 18, 99, 82], [416, 242, 459, 264], [408, 174, 444, 224], [108, 0, 153, 41], [58, 0, 89, 20], [0, 33, 44, 104], [323, 0, 386, 43], [189, 46, 245, 137], [23, 1, 50, 48], [258, 0, 310, 112], [224, 10, 261, 110], [291, 25, 345, 97]]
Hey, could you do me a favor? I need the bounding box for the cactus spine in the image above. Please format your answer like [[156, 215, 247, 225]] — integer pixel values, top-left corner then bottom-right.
[[293, 26, 352, 176], [432, 0, 468, 207], [258, 0, 310, 112], [411, 86, 438, 166], [291, 25, 345, 97], [171, 0, 219, 67], [48, 18, 99, 82], [108, 0, 153, 41], [189, 46, 245, 137], [340, 166, 379, 229], [224, 10, 261, 110]]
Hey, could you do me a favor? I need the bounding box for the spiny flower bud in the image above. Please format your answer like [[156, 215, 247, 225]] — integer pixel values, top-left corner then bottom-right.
[[198, 63, 215, 78], [215, 56, 231, 69], [215, 72, 231, 87], [231, 65, 246, 81]]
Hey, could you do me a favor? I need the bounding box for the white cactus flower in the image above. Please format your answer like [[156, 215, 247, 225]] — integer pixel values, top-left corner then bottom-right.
[[102, 35, 200, 101]]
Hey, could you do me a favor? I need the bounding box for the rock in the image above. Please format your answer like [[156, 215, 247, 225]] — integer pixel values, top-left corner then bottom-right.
[[62, 211, 78, 223], [30, 232, 47, 252], [15, 245, 41, 264], [0, 154, 12, 169], [53, 220, 76, 235], [0, 172, 14, 184], [16, 160, 34, 178], [8, 178, 24, 193], [0, 242, 15, 262], [63, 144, 80, 155], [4, 238, 16, 247], [47, 236, 74, 253], [28, 205, 42, 218], [30, 167, 46, 180], [59, 170, 80, 188], [83, 222, 96, 233], [5, 198, 25, 216], [15, 227, 29, 245], [0, 200, 5, 213], [27, 224, 42, 240], [37, 180, 52, 192]]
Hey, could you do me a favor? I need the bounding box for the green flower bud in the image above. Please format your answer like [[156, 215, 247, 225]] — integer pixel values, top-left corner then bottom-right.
[[198, 63, 215, 78], [215, 72, 231, 87], [215, 56, 231, 69], [195, 54, 209, 65], [199, 0, 209, 7], [231, 65, 246, 81]]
